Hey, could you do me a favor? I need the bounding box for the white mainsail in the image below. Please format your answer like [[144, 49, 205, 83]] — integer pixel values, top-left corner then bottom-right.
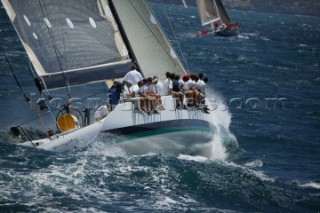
[[2, 0, 131, 89]]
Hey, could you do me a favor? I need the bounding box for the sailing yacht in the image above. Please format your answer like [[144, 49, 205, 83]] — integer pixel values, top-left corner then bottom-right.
[[2, 0, 216, 153], [195, 0, 239, 37]]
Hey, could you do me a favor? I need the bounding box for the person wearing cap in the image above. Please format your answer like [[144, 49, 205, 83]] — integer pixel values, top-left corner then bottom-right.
[[123, 64, 143, 85], [182, 74, 197, 107], [123, 80, 135, 99], [153, 76, 163, 95]]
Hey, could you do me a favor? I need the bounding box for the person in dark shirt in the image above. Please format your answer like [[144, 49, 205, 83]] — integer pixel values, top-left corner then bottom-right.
[[171, 73, 184, 109], [108, 80, 121, 110]]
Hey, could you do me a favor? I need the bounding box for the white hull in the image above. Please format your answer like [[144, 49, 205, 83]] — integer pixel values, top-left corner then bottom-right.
[[21, 118, 106, 152], [21, 96, 215, 152]]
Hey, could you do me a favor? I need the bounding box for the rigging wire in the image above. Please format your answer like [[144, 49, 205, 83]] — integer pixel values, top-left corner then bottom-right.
[[3, 52, 31, 103], [37, 111, 48, 131], [13, 109, 57, 128], [21, 0, 75, 133], [4, 52, 45, 145], [13, 89, 106, 129], [159, 0, 190, 72], [38, 0, 72, 99]]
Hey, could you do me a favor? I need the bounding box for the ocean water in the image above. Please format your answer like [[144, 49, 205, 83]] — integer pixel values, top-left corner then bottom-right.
[[1, 2, 320, 212]]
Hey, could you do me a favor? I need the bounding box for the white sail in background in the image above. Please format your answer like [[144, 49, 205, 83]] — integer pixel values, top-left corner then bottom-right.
[[196, 0, 231, 26], [215, 0, 231, 25], [196, 0, 219, 26]]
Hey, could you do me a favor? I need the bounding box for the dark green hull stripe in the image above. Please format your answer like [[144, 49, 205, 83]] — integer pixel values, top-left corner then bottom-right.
[[101, 119, 215, 142]]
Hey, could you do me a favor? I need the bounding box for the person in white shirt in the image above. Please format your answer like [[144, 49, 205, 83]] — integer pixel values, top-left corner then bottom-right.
[[190, 74, 201, 107], [152, 77, 164, 110], [183, 74, 200, 107], [133, 80, 147, 112], [182, 74, 193, 106], [197, 78, 207, 96], [123, 64, 143, 85], [123, 80, 146, 112], [132, 83, 140, 97], [123, 80, 135, 99], [137, 80, 153, 113], [162, 72, 173, 96], [144, 77, 159, 113]]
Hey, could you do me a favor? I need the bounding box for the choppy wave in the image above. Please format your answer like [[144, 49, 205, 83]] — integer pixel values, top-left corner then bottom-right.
[[298, 182, 320, 190], [1, 3, 320, 212], [244, 159, 263, 168]]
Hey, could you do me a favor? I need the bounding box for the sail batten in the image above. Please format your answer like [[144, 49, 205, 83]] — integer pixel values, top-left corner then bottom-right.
[[201, 18, 221, 27], [2, 0, 130, 89]]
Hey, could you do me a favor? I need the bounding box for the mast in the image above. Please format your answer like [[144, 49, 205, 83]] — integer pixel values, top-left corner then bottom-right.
[[108, 0, 141, 73]]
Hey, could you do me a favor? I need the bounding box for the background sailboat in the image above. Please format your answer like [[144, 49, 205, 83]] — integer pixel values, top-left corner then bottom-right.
[[195, 0, 239, 37]]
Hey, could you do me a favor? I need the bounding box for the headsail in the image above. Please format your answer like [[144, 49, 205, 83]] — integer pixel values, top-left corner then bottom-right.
[[196, 0, 231, 26], [215, 0, 231, 25], [111, 0, 186, 81], [196, 0, 219, 26], [2, 0, 131, 89]]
